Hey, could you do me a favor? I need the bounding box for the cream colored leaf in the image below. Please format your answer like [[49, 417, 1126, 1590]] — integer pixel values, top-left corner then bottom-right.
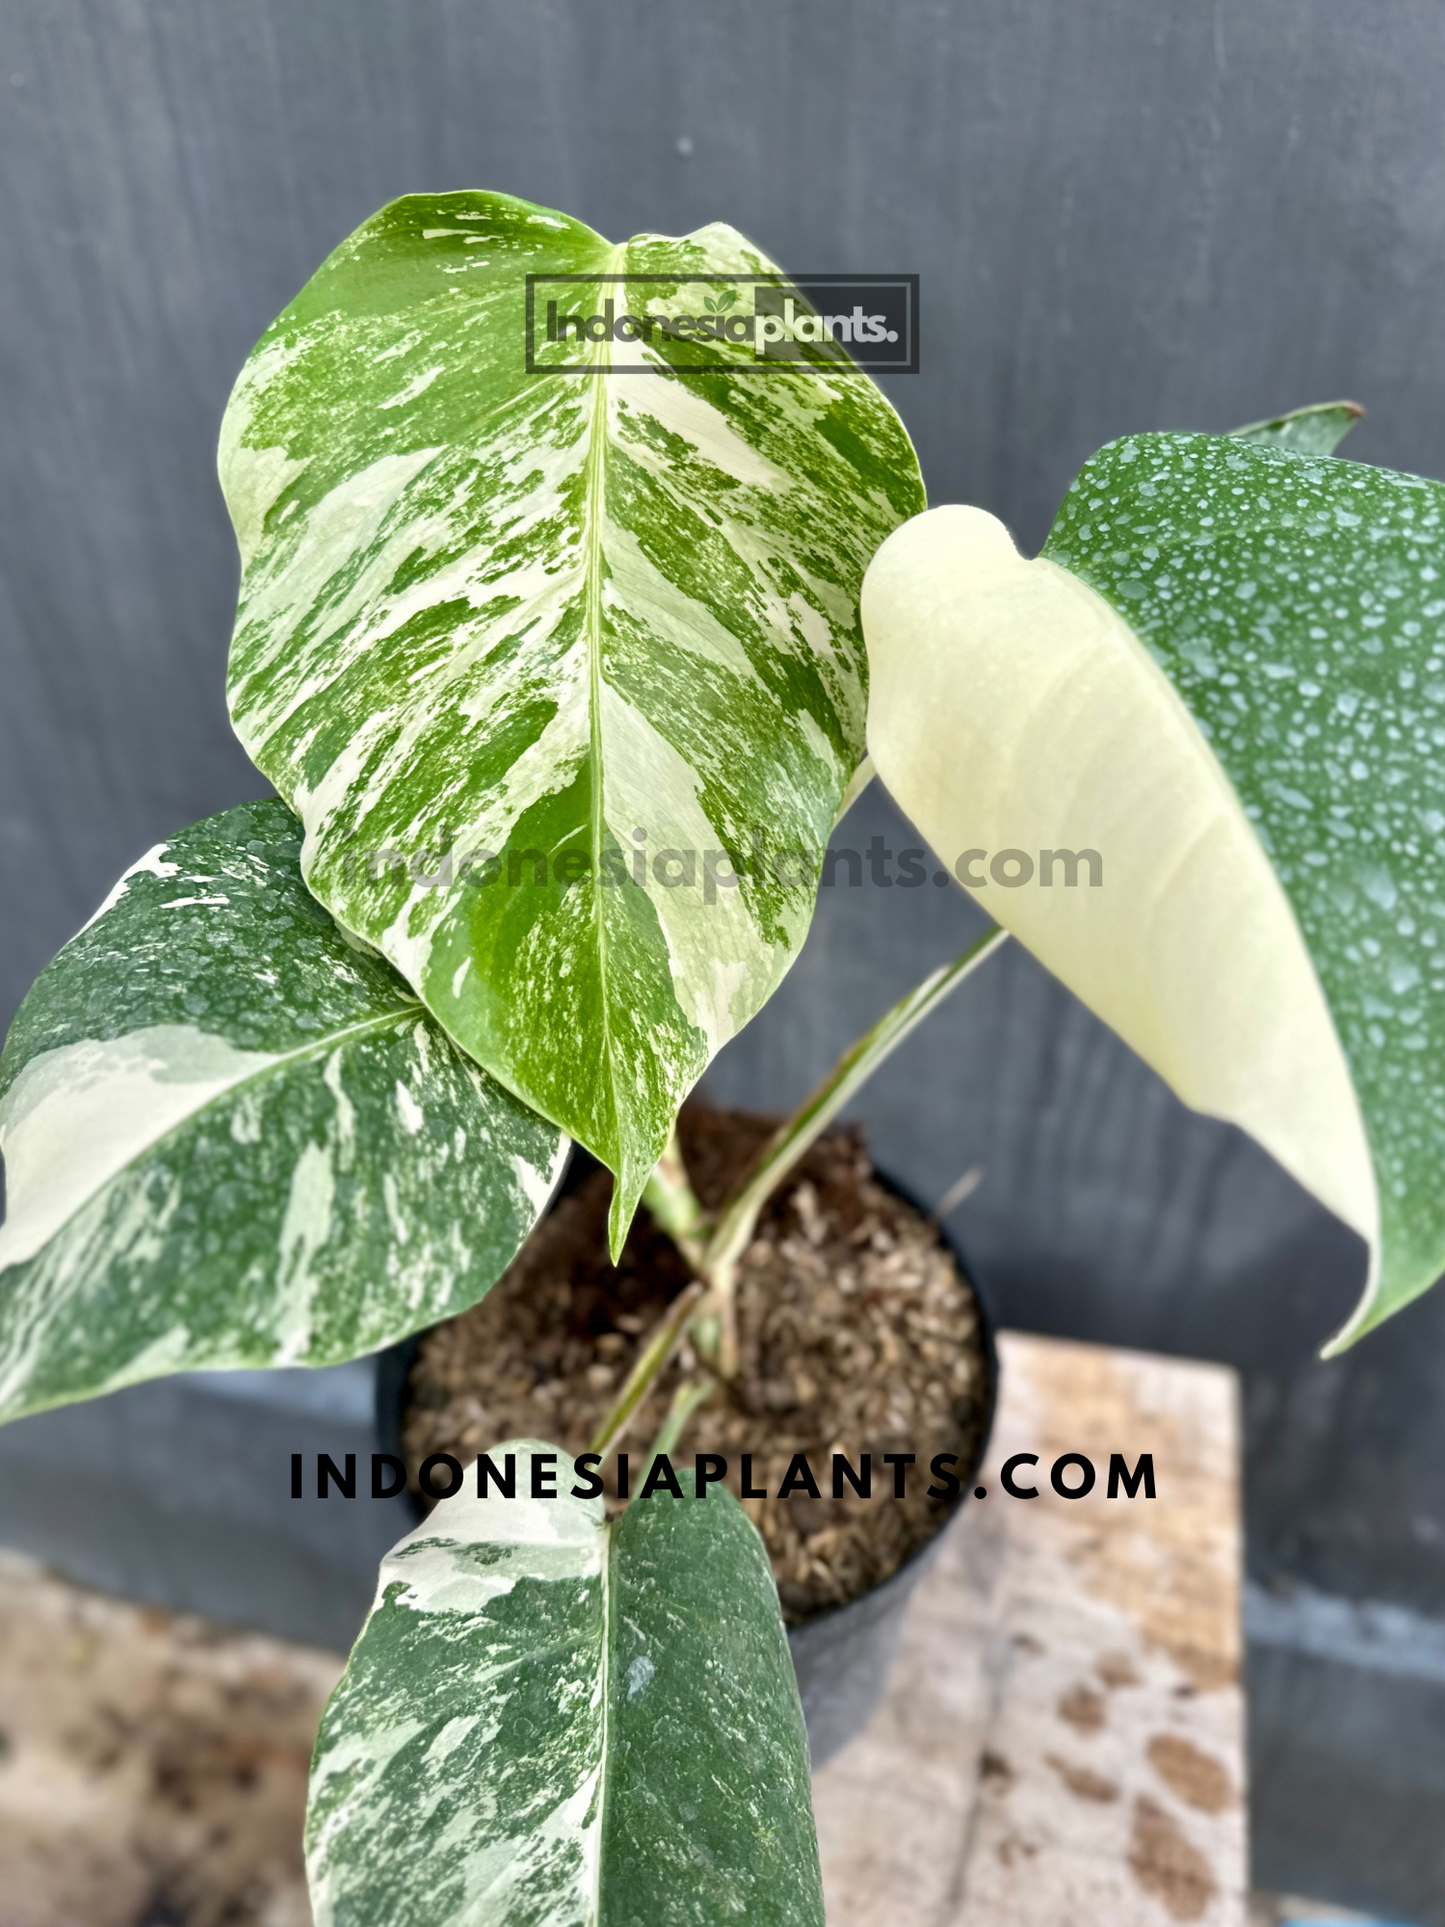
[[862, 502, 1379, 1334]]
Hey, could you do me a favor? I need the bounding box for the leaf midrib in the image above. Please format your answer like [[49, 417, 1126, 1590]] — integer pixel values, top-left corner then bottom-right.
[[583, 243, 631, 1163]]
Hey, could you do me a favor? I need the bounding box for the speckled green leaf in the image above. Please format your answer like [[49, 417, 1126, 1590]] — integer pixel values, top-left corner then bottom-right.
[[0, 801, 567, 1422], [864, 434, 1445, 1352], [306, 1440, 822, 1927], [220, 188, 924, 1253]]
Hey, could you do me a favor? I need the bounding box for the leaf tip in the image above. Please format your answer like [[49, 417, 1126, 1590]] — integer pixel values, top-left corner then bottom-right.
[[606, 1182, 637, 1263]]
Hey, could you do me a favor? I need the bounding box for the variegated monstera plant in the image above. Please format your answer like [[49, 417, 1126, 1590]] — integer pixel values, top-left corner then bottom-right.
[[2, 188, 1443, 1923]]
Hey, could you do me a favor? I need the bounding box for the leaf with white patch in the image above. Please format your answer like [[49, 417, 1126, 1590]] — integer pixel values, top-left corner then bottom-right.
[[863, 432, 1445, 1350], [0, 800, 567, 1422], [306, 1440, 822, 1927], [220, 189, 924, 1252]]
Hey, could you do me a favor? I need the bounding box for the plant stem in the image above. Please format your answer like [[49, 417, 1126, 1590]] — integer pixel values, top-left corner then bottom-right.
[[643, 1377, 716, 1468], [588, 1278, 707, 1459], [640, 1123, 712, 1270], [591, 924, 1010, 1454], [701, 923, 1010, 1374]]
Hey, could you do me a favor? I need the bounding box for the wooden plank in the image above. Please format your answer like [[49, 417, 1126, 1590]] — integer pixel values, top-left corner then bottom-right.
[[812, 1331, 1248, 1926]]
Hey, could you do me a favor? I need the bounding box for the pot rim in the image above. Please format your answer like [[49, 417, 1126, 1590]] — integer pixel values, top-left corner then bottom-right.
[[374, 1128, 999, 1634]]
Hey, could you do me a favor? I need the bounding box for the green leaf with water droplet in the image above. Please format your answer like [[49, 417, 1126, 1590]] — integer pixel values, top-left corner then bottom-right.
[[306, 1443, 822, 1927], [220, 190, 923, 1256], [0, 800, 567, 1422], [864, 433, 1445, 1350]]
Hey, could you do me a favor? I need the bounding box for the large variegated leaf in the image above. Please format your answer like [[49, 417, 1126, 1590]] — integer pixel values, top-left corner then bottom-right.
[[306, 1440, 822, 1927], [220, 189, 923, 1252], [863, 433, 1445, 1350], [0, 801, 566, 1421]]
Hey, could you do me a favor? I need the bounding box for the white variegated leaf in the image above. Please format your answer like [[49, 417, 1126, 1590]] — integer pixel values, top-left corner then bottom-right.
[[0, 800, 567, 1422], [306, 1440, 822, 1927], [863, 429, 1445, 1350], [220, 189, 923, 1252]]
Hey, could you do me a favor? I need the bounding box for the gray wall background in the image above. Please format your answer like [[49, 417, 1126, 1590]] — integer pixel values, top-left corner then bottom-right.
[[3, 1, 1445, 1915]]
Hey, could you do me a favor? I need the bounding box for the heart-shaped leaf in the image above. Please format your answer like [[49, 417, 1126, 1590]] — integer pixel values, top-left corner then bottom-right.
[[863, 433, 1445, 1349], [220, 189, 923, 1251], [0, 800, 567, 1421], [306, 1442, 822, 1927]]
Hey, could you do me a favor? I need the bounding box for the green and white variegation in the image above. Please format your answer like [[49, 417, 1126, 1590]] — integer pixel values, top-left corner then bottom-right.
[[307, 1441, 823, 1927], [0, 801, 566, 1422], [863, 426, 1445, 1350], [220, 189, 924, 1252]]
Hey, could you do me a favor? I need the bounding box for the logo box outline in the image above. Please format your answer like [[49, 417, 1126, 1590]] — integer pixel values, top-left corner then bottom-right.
[[524, 272, 919, 374]]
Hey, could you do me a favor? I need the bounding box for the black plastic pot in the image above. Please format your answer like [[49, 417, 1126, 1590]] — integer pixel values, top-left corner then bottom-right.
[[375, 1142, 998, 1767]]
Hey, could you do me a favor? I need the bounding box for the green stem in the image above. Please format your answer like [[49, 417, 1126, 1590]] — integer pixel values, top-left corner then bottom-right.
[[588, 1278, 707, 1459], [643, 1377, 716, 1469], [701, 924, 1010, 1373], [640, 1123, 711, 1270], [594, 925, 1010, 1425]]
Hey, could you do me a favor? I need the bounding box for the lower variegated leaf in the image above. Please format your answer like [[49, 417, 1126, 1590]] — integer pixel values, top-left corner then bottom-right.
[[0, 800, 567, 1421], [306, 1441, 822, 1927]]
